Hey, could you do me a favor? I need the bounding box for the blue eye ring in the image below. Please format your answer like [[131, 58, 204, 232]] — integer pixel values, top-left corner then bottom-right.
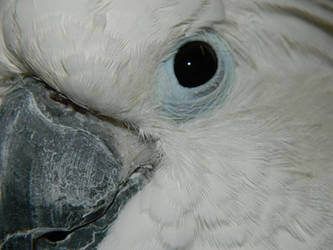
[[156, 31, 235, 121]]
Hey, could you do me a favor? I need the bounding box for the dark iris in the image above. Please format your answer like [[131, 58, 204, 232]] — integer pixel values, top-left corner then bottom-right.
[[174, 41, 218, 88]]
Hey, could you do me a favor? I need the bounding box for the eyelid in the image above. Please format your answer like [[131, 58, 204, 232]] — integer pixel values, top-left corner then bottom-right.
[[156, 31, 235, 122]]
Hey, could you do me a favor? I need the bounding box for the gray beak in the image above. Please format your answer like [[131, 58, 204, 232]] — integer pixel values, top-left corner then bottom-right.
[[0, 78, 157, 249]]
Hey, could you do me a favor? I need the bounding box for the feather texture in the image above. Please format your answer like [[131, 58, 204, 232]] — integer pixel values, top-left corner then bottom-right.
[[0, 0, 332, 249]]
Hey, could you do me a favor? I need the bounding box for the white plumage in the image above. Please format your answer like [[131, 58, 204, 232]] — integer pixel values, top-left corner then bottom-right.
[[0, 0, 332, 249]]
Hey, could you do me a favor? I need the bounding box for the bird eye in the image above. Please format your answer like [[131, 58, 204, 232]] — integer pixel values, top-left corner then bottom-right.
[[157, 31, 234, 121], [174, 41, 218, 88]]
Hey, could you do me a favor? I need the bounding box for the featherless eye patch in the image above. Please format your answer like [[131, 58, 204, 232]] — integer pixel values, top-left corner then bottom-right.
[[157, 31, 234, 121]]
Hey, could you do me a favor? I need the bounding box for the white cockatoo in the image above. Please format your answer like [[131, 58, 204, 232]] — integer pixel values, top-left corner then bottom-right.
[[0, 0, 332, 249]]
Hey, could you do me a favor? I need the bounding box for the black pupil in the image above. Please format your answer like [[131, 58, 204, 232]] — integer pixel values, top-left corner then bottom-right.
[[174, 41, 218, 88]]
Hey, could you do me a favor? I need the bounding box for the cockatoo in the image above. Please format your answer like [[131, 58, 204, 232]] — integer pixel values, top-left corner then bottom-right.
[[0, 0, 332, 249]]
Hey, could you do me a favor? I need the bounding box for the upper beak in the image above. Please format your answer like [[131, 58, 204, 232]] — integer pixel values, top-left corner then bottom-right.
[[0, 77, 158, 249]]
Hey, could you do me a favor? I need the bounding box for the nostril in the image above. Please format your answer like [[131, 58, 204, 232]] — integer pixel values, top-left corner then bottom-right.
[[40, 230, 71, 242]]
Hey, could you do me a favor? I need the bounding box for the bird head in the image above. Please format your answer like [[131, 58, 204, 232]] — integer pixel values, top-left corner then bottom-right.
[[0, 0, 332, 249]]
